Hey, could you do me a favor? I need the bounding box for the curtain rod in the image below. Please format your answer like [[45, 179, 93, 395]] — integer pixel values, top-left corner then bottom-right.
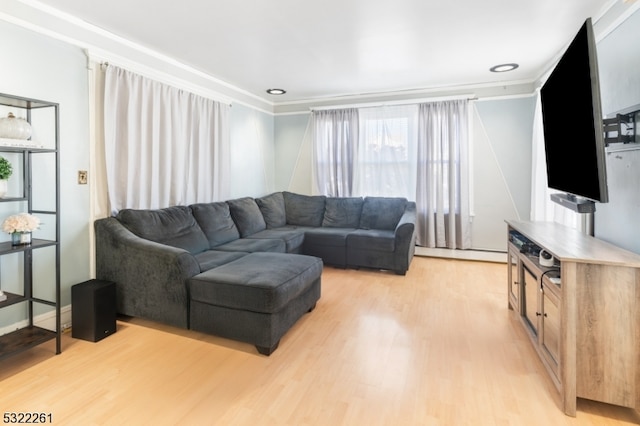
[[309, 94, 476, 111]]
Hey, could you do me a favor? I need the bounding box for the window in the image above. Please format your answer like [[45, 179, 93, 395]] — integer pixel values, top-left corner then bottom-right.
[[312, 100, 470, 248], [354, 105, 418, 198]]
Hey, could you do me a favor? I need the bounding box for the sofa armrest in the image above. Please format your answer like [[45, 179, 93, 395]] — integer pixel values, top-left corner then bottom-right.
[[395, 202, 417, 241], [95, 217, 201, 328], [393, 202, 417, 274]]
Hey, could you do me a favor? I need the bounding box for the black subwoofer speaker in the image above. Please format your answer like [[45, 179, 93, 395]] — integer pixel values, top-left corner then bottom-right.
[[72, 279, 116, 342]]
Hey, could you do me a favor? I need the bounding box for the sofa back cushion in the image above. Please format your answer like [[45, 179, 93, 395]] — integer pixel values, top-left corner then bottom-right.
[[359, 197, 408, 230], [116, 206, 209, 254], [322, 197, 364, 228], [255, 192, 286, 228], [283, 191, 326, 227], [226, 197, 267, 237], [190, 202, 241, 247]]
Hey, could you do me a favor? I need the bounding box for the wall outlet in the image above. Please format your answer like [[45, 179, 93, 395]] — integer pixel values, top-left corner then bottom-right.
[[78, 170, 88, 185]]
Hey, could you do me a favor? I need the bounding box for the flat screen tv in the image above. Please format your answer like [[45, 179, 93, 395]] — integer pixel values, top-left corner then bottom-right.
[[540, 18, 609, 207]]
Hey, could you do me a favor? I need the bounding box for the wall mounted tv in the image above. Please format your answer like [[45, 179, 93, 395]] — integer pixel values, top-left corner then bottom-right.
[[540, 17, 609, 212]]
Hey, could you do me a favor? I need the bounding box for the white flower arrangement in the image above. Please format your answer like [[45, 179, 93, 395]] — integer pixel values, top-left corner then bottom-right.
[[2, 213, 41, 234]]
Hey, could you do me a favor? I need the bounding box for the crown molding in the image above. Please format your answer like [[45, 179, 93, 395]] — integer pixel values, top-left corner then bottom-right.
[[2, 0, 276, 112]]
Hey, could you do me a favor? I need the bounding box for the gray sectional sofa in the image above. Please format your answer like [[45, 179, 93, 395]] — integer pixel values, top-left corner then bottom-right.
[[94, 191, 417, 353]]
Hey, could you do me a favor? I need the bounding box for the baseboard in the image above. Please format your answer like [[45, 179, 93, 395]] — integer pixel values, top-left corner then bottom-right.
[[415, 247, 507, 263], [0, 304, 72, 336]]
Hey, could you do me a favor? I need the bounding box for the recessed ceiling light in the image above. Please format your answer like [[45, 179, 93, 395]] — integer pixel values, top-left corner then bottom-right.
[[490, 63, 519, 73], [266, 88, 286, 95]]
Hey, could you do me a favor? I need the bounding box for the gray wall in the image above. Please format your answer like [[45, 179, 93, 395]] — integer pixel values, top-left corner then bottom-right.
[[594, 8, 640, 254], [597, 8, 640, 116], [0, 20, 90, 328], [274, 113, 313, 194], [229, 103, 276, 198], [472, 97, 536, 250]]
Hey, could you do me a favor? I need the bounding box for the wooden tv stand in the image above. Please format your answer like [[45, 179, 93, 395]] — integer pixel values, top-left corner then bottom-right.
[[506, 220, 640, 416]]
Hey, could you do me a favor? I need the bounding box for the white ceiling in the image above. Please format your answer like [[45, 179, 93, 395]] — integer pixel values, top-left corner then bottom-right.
[[34, 0, 615, 104]]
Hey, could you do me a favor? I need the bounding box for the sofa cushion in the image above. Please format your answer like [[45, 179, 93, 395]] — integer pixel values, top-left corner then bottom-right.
[[194, 250, 248, 272], [283, 191, 326, 227], [303, 228, 354, 267], [359, 197, 408, 230], [116, 206, 209, 254], [303, 227, 354, 247], [347, 229, 396, 252], [215, 237, 286, 253], [322, 197, 364, 228], [255, 192, 287, 228], [190, 202, 241, 247], [226, 197, 267, 237], [189, 252, 323, 313], [247, 228, 307, 254]]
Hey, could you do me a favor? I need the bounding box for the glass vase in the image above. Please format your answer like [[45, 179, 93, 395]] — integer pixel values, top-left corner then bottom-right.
[[0, 112, 32, 140], [11, 232, 31, 246]]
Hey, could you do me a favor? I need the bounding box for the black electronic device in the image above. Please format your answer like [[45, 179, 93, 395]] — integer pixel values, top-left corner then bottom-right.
[[550, 192, 596, 213], [72, 280, 116, 342], [520, 242, 541, 257], [540, 18, 609, 208], [509, 230, 527, 250]]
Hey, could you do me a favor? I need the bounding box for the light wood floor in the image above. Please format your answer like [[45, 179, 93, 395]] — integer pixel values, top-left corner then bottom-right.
[[2, 256, 640, 425]]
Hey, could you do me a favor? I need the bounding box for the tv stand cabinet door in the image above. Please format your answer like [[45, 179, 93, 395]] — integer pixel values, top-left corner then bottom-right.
[[541, 280, 560, 384], [575, 263, 640, 410]]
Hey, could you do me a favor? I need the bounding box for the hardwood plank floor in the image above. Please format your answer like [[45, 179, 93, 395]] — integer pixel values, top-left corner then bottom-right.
[[1, 256, 640, 425]]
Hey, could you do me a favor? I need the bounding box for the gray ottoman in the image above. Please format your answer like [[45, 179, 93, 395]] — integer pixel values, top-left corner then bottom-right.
[[188, 252, 322, 355]]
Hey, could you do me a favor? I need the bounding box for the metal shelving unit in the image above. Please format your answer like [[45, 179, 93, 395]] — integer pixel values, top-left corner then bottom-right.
[[0, 93, 60, 360]]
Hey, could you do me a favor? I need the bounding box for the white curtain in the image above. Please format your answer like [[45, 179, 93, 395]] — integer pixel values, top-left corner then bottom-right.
[[353, 105, 418, 199], [312, 109, 359, 197], [104, 66, 230, 213], [530, 91, 582, 230], [415, 100, 471, 249], [312, 100, 470, 249]]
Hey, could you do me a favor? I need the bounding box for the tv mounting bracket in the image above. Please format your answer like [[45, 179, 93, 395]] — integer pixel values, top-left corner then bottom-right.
[[603, 107, 640, 146]]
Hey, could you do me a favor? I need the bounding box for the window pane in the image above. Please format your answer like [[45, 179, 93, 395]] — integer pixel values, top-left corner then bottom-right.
[[355, 105, 418, 198]]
